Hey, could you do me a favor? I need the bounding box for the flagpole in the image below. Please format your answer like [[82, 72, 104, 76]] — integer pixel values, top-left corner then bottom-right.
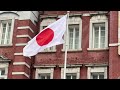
[[63, 11, 70, 79]]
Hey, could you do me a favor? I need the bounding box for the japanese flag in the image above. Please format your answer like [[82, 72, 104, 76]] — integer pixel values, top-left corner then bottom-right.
[[23, 14, 67, 57]]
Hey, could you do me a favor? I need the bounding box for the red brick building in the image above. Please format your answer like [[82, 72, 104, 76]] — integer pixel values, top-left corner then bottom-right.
[[0, 11, 119, 79]]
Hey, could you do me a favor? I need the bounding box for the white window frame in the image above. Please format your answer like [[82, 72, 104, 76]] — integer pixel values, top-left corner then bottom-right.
[[0, 18, 14, 46], [66, 73, 77, 79], [61, 67, 80, 79], [0, 63, 9, 79], [87, 67, 107, 79], [88, 15, 108, 50], [40, 18, 56, 52], [35, 68, 54, 79], [63, 15, 82, 51], [91, 72, 104, 79]]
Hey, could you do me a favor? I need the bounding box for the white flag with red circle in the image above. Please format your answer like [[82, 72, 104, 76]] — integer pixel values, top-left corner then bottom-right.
[[23, 15, 67, 57]]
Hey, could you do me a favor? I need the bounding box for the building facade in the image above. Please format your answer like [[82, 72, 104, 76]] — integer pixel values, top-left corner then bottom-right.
[[0, 11, 119, 79]]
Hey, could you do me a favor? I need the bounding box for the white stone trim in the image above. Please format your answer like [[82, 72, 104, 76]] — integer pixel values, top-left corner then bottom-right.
[[61, 67, 80, 79], [10, 19, 15, 45], [87, 67, 107, 79], [0, 44, 13, 46], [17, 26, 34, 33], [85, 64, 108, 67], [12, 72, 29, 78], [35, 68, 54, 79], [34, 65, 56, 68], [59, 64, 82, 67], [87, 48, 109, 51], [16, 35, 32, 40], [62, 48, 82, 52], [58, 12, 108, 18], [15, 43, 27, 46], [0, 12, 19, 20], [109, 43, 120, 46], [14, 53, 23, 55], [17, 11, 39, 25], [13, 62, 30, 68], [14, 53, 31, 59], [82, 13, 90, 16]]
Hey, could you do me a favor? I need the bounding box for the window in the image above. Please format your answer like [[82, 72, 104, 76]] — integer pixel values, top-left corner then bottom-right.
[[38, 73, 50, 79], [0, 20, 12, 45], [66, 73, 77, 79], [40, 18, 56, 52], [68, 24, 80, 50], [35, 68, 54, 79], [91, 72, 104, 79], [0, 19, 13, 45], [63, 16, 82, 51], [61, 67, 80, 79], [0, 68, 6, 79], [93, 23, 105, 48], [87, 67, 107, 79], [88, 15, 108, 50], [0, 63, 9, 79]]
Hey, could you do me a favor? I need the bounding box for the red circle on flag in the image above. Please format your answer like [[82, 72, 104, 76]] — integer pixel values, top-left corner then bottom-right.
[[36, 28, 54, 46]]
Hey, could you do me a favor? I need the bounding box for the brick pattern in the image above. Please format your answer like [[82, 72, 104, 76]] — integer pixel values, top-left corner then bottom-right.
[[109, 11, 120, 79], [12, 19, 38, 79]]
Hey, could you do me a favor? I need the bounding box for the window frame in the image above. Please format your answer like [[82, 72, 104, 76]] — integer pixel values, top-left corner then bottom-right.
[[61, 67, 80, 79], [38, 73, 51, 79], [66, 73, 77, 79], [87, 66, 107, 79], [0, 63, 9, 79], [63, 15, 82, 51], [68, 24, 80, 50], [0, 19, 14, 46], [92, 23, 106, 48], [88, 15, 108, 50], [91, 72, 104, 79], [35, 68, 54, 79]]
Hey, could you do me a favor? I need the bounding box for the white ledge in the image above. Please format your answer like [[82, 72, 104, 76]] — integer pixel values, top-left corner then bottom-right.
[[12, 72, 29, 78], [59, 64, 82, 67], [17, 26, 34, 33], [16, 35, 32, 40], [0, 44, 13, 46], [109, 43, 120, 46], [15, 43, 27, 46], [87, 48, 109, 51], [85, 64, 108, 67], [62, 48, 82, 52], [34, 65, 56, 68], [13, 62, 30, 68], [14, 53, 23, 55]]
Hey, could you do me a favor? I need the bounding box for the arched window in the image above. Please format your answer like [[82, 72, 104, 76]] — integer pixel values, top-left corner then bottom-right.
[[88, 15, 108, 50], [63, 15, 82, 51], [0, 12, 18, 46]]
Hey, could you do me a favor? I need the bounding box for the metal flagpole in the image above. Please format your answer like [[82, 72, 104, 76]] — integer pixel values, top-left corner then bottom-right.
[[63, 11, 70, 79]]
